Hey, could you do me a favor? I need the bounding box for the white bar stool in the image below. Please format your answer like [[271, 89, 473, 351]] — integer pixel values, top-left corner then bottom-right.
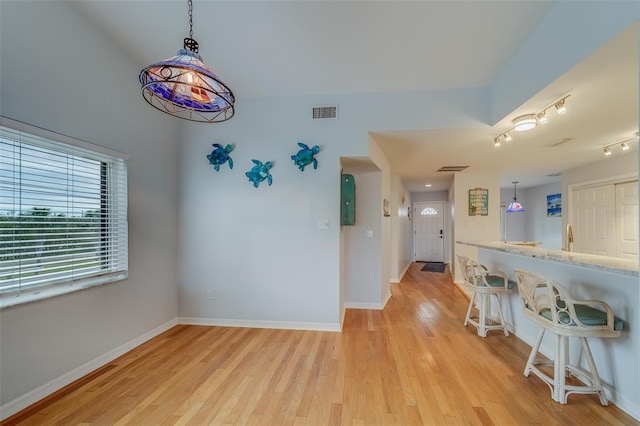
[[514, 269, 623, 405], [457, 255, 514, 337]]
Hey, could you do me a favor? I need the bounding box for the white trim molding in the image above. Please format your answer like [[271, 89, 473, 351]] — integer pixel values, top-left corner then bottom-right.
[[0, 318, 178, 421]]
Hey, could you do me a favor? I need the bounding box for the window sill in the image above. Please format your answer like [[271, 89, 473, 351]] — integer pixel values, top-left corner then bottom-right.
[[0, 272, 128, 310]]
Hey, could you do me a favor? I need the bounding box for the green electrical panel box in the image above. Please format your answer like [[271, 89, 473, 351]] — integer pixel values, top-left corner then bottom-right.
[[341, 174, 356, 226]]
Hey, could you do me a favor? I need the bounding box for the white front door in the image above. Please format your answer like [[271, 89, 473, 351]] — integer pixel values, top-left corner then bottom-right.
[[414, 201, 444, 262]]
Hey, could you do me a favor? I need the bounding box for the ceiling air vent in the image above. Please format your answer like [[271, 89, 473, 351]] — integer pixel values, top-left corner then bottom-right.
[[437, 166, 469, 172], [545, 137, 574, 148], [312, 105, 338, 119]]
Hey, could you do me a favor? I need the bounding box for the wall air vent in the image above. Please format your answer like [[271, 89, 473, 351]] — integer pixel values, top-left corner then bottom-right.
[[312, 105, 338, 119], [437, 166, 469, 172]]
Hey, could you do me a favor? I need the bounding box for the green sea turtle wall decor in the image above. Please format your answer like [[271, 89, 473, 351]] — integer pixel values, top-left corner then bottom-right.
[[291, 142, 320, 171], [206, 143, 234, 171], [245, 159, 273, 188]]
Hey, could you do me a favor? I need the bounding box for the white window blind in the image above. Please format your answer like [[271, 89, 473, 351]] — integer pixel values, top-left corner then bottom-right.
[[0, 121, 128, 299]]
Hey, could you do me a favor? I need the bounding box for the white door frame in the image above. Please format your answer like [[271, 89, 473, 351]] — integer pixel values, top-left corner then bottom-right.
[[413, 201, 445, 262]]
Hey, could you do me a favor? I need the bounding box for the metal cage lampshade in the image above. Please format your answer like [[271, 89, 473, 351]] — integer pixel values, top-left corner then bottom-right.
[[138, 0, 235, 123]]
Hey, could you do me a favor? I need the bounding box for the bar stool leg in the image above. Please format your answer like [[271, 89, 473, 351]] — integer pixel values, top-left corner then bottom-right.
[[478, 294, 487, 337], [492, 293, 509, 336], [555, 335, 569, 403], [579, 336, 609, 406], [464, 292, 476, 327], [525, 328, 544, 377]]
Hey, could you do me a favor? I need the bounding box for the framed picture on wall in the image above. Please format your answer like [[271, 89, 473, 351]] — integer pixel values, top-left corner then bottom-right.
[[547, 193, 561, 217]]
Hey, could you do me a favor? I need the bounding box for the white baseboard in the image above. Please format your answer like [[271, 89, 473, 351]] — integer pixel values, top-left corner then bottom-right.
[[390, 262, 412, 283], [0, 318, 178, 421], [344, 302, 384, 310], [178, 317, 341, 332], [381, 291, 392, 309]]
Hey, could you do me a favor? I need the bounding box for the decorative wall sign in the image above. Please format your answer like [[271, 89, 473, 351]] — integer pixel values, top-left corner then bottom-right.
[[206, 144, 234, 171], [383, 198, 390, 217], [245, 159, 273, 188], [547, 193, 562, 217], [469, 188, 488, 216], [291, 142, 320, 171]]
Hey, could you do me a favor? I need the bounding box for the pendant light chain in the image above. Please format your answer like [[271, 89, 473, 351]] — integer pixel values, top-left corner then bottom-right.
[[188, 0, 193, 40], [184, 0, 198, 53], [139, 0, 235, 122]]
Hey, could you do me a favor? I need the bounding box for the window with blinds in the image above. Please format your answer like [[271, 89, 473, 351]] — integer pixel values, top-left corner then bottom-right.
[[0, 120, 128, 301]]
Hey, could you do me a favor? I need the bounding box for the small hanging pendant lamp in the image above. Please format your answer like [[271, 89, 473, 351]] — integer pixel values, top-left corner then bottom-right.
[[139, 0, 235, 123], [507, 181, 525, 212]]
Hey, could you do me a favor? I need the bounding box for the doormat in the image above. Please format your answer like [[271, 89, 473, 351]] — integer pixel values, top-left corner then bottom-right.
[[420, 262, 446, 273]]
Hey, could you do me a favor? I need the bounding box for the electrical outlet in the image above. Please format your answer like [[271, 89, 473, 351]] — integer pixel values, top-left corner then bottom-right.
[[206, 289, 213, 300]]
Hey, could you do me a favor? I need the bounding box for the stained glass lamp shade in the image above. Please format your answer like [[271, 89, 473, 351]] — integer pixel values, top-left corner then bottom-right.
[[139, 47, 235, 123], [506, 181, 525, 212], [506, 200, 525, 212], [139, 0, 235, 123]]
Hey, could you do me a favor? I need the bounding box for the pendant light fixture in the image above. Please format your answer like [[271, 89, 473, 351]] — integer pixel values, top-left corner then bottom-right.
[[506, 181, 525, 212], [139, 0, 235, 123]]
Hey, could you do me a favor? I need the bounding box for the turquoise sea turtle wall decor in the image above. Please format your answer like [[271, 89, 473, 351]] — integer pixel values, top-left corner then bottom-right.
[[291, 142, 320, 171], [206, 143, 234, 171], [245, 159, 273, 188]]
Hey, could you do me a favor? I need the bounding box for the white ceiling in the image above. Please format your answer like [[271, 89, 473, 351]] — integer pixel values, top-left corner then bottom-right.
[[70, 1, 638, 193]]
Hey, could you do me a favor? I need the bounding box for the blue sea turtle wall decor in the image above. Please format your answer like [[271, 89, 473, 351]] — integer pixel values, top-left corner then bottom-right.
[[245, 159, 273, 188], [291, 142, 320, 171], [206, 143, 234, 171]]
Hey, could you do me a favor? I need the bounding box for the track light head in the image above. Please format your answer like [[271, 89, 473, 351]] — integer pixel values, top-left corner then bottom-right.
[[621, 142, 630, 151], [504, 132, 512, 142], [494, 137, 501, 147], [555, 99, 567, 115], [536, 111, 548, 125], [603, 146, 612, 156]]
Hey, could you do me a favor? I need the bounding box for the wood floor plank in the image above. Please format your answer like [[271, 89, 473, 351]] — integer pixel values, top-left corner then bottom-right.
[[2, 262, 638, 426]]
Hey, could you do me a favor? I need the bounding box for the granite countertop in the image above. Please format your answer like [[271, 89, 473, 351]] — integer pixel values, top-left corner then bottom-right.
[[457, 240, 639, 277]]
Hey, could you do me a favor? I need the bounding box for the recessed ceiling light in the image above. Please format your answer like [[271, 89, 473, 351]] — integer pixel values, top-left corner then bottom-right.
[[425, 184, 432, 187]]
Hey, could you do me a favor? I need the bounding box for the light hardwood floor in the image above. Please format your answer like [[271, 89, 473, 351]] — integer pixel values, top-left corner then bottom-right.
[[3, 262, 638, 425]]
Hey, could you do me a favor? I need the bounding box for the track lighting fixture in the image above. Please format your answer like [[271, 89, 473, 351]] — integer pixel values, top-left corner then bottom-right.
[[602, 134, 638, 156], [493, 95, 570, 147]]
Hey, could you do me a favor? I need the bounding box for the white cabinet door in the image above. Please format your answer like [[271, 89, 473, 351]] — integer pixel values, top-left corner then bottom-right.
[[615, 180, 638, 260], [571, 180, 638, 259], [571, 184, 616, 256]]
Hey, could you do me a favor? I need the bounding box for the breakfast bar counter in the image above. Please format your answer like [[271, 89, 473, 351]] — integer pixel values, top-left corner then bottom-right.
[[455, 240, 640, 419]]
